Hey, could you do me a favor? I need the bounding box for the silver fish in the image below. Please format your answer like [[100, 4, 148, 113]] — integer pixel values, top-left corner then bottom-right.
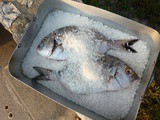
[[37, 26, 139, 61], [32, 54, 139, 94], [98, 54, 139, 91]]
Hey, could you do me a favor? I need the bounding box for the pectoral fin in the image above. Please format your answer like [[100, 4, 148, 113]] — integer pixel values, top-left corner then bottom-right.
[[33, 66, 52, 75], [32, 66, 52, 81], [32, 74, 51, 81]]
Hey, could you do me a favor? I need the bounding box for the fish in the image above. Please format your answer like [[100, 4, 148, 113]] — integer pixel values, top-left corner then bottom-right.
[[37, 26, 139, 61], [98, 54, 140, 91], [32, 54, 140, 94]]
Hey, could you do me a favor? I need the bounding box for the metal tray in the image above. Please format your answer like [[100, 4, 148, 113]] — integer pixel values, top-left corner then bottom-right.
[[9, 0, 160, 120]]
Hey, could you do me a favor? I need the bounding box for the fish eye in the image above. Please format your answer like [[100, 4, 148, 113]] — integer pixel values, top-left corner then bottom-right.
[[125, 68, 132, 75], [42, 37, 47, 42]]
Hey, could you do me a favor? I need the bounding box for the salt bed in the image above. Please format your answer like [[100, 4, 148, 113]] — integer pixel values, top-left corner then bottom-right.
[[22, 10, 150, 120]]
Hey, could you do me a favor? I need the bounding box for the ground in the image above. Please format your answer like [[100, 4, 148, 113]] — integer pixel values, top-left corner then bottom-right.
[[82, 0, 160, 119]]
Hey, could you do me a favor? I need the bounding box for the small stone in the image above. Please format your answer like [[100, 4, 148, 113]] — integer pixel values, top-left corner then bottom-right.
[[0, 2, 21, 28]]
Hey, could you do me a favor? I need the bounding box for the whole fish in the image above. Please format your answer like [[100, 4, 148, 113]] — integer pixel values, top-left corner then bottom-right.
[[33, 54, 139, 94], [37, 26, 139, 61]]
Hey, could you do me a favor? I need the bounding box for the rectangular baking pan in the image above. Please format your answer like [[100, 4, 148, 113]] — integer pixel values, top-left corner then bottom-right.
[[8, 0, 160, 120]]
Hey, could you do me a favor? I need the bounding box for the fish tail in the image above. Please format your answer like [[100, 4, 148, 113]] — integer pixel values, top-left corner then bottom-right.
[[32, 66, 53, 81], [113, 39, 139, 53], [32, 66, 71, 93], [109, 39, 139, 53]]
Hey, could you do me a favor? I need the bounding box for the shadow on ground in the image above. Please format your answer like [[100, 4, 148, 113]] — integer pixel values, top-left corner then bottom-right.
[[0, 24, 13, 46]]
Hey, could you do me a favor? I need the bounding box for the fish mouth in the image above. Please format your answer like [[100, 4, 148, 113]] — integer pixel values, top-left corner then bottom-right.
[[49, 36, 63, 56]]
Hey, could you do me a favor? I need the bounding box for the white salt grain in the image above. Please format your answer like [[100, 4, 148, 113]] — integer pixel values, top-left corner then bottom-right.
[[22, 10, 150, 119]]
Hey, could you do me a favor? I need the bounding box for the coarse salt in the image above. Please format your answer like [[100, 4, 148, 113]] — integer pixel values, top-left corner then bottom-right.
[[22, 10, 150, 119]]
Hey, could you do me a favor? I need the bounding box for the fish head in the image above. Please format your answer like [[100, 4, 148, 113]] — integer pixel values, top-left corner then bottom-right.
[[101, 55, 140, 91], [115, 63, 139, 88], [37, 33, 56, 57]]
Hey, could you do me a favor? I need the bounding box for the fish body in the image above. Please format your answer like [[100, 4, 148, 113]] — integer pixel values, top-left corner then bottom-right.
[[33, 55, 139, 94], [37, 26, 139, 61]]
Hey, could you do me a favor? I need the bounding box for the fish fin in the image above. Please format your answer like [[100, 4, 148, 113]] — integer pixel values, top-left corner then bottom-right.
[[124, 46, 138, 53], [32, 66, 53, 80], [112, 39, 139, 53], [32, 74, 51, 81], [33, 66, 52, 75], [126, 39, 139, 46], [121, 39, 139, 53]]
